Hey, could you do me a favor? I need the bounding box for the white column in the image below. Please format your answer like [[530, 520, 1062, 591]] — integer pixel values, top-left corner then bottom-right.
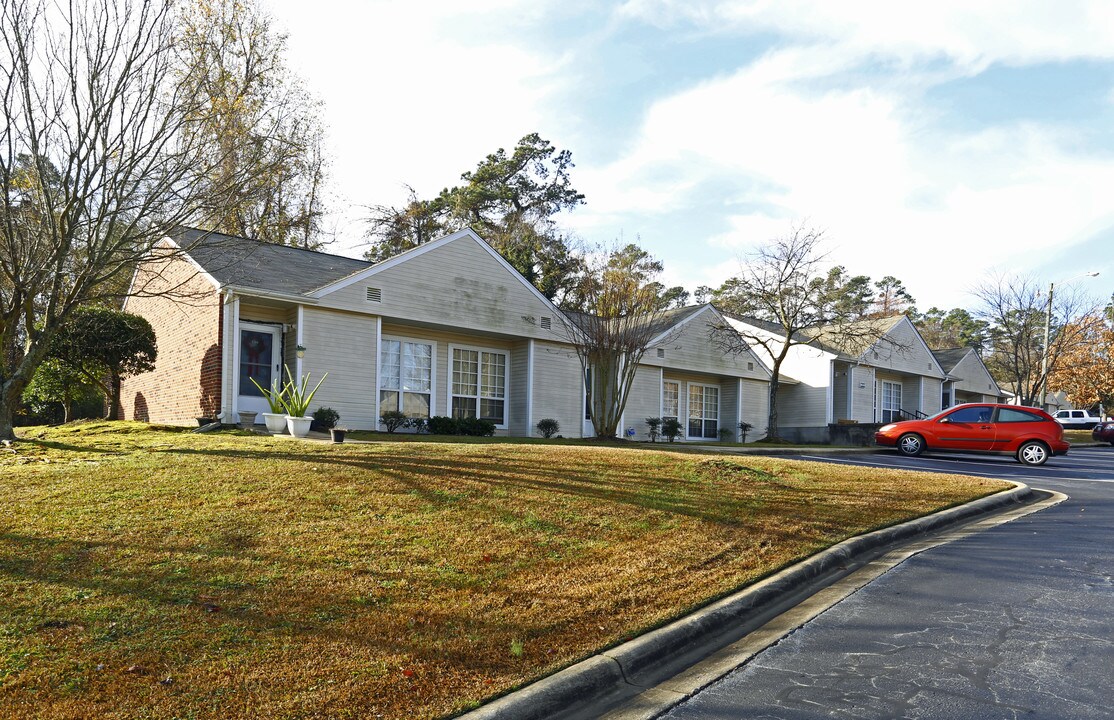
[[374, 316, 382, 430], [295, 305, 305, 381], [526, 339, 535, 436], [230, 296, 242, 415]]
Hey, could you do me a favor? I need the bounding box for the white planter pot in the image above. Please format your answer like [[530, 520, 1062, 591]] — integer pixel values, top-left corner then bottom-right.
[[286, 415, 313, 438], [238, 411, 258, 426], [263, 412, 288, 434]]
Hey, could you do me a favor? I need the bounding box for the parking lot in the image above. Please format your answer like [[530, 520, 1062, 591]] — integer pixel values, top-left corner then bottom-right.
[[658, 445, 1114, 720]]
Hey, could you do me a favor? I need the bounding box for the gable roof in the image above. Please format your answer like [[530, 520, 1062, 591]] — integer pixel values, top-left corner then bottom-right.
[[931, 347, 973, 374], [174, 227, 371, 296]]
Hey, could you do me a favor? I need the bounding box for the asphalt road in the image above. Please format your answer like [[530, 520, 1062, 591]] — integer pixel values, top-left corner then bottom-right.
[[658, 445, 1114, 720]]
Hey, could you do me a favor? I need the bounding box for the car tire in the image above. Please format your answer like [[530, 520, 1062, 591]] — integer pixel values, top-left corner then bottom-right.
[[897, 433, 925, 457], [1017, 441, 1050, 466]]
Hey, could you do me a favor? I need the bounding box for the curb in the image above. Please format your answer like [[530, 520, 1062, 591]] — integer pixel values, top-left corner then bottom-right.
[[459, 482, 1034, 720]]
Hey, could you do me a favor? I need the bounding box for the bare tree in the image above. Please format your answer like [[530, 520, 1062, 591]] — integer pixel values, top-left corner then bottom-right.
[[711, 225, 897, 440], [0, 0, 254, 440], [975, 273, 1098, 407], [556, 243, 677, 439]]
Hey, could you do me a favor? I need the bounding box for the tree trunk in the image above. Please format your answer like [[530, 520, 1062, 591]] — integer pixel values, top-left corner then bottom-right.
[[766, 374, 781, 441]]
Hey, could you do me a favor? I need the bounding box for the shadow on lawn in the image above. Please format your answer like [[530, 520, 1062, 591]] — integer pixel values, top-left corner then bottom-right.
[[152, 445, 814, 527]]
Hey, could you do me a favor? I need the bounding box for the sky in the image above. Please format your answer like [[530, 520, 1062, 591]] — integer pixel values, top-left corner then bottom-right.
[[265, 0, 1114, 312]]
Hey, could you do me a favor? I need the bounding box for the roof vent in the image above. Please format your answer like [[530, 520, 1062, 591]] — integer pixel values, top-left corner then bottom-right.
[[366, 287, 382, 303], [540, 316, 552, 330], [656, 348, 665, 359], [748, 362, 754, 371]]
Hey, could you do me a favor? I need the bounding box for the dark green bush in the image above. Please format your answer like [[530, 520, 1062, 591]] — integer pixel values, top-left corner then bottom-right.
[[312, 406, 340, 430], [458, 417, 496, 437], [427, 416, 457, 435], [380, 410, 408, 433], [662, 418, 683, 442], [536, 418, 560, 438]]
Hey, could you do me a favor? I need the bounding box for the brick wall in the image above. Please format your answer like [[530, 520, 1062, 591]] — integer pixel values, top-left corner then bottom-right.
[[119, 253, 222, 425]]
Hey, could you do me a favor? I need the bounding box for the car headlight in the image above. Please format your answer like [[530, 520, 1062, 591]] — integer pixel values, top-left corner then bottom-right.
[[879, 424, 897, 433]]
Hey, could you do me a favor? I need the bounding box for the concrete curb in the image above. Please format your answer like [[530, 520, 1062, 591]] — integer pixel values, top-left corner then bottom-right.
[[459, 482, 1034, 720]]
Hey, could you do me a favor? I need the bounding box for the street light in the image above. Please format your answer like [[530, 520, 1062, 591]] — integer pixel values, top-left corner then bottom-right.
[[1040, 271, 1100, 409]]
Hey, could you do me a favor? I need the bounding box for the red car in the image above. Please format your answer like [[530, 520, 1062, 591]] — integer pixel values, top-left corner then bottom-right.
[[874, 403, 1069, 466], [1092, 421, 1114, 445]]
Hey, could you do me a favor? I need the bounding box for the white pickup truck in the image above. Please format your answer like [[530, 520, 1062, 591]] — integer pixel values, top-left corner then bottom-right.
[[1051, 409, 1102, 429]]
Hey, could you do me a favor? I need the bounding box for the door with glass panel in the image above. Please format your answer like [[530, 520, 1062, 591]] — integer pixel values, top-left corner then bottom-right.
[[687, 383, 720, 440], [237, 322, 282, 418]]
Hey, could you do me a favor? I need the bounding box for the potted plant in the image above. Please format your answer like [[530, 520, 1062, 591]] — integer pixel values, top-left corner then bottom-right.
[[329, 426, 347, 443], [279, 364, 328, 438], [250, 377, 289, 434]]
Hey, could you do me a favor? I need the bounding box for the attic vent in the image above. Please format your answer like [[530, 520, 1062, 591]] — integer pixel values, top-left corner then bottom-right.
[[748, 362, 754, 371], [366, 287, 382, 303], [540, 316, 552, 330], [656, 348, 665, 359]]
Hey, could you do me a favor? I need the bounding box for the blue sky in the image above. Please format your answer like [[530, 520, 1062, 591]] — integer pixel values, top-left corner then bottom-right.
[[267, 0, 1114, 311]]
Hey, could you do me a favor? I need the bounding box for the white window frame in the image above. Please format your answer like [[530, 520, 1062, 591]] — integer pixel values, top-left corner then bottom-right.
[[379, 336, 437, 421], [662, 380, 680, 422], [686, 382, 720, 440], [881, 380, 902, 423], [447, 343, 509, 429]]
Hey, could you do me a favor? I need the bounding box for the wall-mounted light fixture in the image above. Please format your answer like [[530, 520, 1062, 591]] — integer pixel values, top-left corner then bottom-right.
[[295, 344, 307, 359], [858, 382, 866, 389]]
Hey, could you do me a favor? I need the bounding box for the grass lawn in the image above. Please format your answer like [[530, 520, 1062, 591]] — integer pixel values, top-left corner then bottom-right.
[[1, 422, 1008, 719]]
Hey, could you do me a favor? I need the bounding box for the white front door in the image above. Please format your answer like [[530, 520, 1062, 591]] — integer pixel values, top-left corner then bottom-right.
[[237, 323, 282, 418]]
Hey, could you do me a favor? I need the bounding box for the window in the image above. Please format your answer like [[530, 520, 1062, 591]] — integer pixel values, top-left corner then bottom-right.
[[881, 381, 902, 423], [662, 381, 679, 421], [997, 408, 1045, 423], [451, 347, 507, 425], [688, 384, 719, 439], [380, 339, 432, 418], [946, 406, 992, 423]]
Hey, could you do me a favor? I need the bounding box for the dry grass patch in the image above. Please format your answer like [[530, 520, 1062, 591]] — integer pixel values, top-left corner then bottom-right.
[[0, 422, 1007, 719]]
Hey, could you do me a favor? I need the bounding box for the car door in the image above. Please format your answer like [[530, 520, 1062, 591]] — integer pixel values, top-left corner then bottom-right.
[[932, 405, 997, 451]]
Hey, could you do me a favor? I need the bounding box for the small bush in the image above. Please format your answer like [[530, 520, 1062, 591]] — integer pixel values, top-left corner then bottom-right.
[[312, 407, 340, 430], [458, 417, 496, 437], [380, 410, 408, 433], [405, 418, 428, 434], [536, 418, 560, 438], [427, 416, 457, 435], [662, 418, 683, 442], [644, 417, 661, 443]]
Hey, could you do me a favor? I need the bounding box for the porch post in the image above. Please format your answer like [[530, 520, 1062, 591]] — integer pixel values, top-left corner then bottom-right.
[[295, 305, 305, 381], [230, 296, 241, 417], [374, 316, 382, 430], [526, 339, 535, 436], [221, 291, 234, 420]]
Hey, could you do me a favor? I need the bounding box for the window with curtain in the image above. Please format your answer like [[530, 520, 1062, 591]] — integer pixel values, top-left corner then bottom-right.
[[687, 384, 719, 439], [380, 339, 432, 418], [451, 348, 506, 424], [662, 380, 679, 421]]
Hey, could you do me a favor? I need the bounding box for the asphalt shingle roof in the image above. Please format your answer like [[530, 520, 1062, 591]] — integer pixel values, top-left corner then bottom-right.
[[931, 347, 972, 373], [174, 228, 371, 296]]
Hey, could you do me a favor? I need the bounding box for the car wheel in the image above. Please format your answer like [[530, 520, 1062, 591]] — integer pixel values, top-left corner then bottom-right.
[[1017, 441, 1050, 466], [897, 433, 925, 456]]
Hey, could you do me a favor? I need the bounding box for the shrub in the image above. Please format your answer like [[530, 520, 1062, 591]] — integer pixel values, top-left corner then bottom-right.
[[405, 418, 428, 433], [662, 418, 683, 442], [312, 407, 339, 430], [458, 417, 496, 437], [644, 417, 661, 443], [536, 418, 560, 438], [380, 410, 408, 433], [738, 421, 754, 443], [427, 416, 457, 435]]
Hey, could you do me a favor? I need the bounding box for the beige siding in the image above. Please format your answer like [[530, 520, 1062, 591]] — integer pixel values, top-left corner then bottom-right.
[[851, 365, 877, 422], [298, 307, 378, 429], [317, 236, 566, 344], [868, 318, 945, 379], [740, 378, 769, 441], [509, 343, 530, 436], [951, 351, 1002, 398], [776, 379, 830, 428], [641, 307, 769, 382], [720, 379, 740, 441], [624, 365, 664, 441], [531, 341, 583, 438], [832, 361, 850, 421], [921, 377, 943, 416]]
